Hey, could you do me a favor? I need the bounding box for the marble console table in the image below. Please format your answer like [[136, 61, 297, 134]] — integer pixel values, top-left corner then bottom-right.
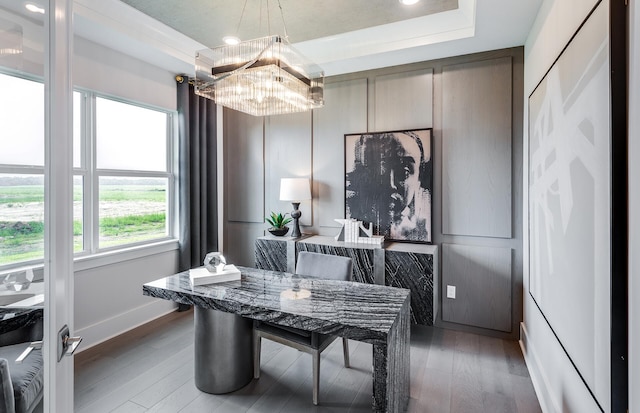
[[143, 266, 410, 412], [256, 235, 438, 326]]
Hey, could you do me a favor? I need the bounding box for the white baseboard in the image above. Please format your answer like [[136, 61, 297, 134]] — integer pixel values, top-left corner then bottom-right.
[[519, 322, 557, 413], [75, 300, 177, 352]]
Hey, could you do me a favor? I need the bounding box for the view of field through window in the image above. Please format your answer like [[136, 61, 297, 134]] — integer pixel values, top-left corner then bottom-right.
[[0, 174, 167, 265], [0, 73, 172, 267]]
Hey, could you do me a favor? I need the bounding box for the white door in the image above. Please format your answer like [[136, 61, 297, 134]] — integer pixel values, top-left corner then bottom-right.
[[44, 0, 75, 411], [0, 0, 75, 411]]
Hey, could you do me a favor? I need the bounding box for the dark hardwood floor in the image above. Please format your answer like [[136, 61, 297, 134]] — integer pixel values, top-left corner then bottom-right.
[[74, 310, 541, 413]]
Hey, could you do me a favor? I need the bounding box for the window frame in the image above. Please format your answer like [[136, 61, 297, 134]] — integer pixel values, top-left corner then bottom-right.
[[0, 73, 177, 270], [78, 90, 177, 255]]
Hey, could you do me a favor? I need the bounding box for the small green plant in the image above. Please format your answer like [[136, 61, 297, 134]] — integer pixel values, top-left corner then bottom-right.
[[266, 212, 292, 229]]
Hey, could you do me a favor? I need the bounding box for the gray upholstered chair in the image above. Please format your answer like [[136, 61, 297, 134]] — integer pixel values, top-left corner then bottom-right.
[[253, 251, 353, 405], [0, 307, 44, 413]]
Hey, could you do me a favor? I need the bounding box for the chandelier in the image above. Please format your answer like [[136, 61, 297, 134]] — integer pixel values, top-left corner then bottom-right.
[[194, 3, 324, 117]]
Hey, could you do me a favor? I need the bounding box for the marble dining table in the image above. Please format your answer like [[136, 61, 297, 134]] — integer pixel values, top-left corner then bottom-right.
[[143, 265, 410, 413]]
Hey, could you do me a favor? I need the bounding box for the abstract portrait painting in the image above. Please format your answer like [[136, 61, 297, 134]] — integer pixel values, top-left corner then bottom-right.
[[345, 129, 432, 242]]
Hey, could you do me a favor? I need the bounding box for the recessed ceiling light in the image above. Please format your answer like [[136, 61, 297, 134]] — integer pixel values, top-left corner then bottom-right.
[[399, 0, 420, 5], [25, 3, 45, 14], [223, 36, 241, 45]]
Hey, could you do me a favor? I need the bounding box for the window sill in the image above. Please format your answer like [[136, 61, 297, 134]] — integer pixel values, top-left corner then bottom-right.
[[74, 239, 180, 272]]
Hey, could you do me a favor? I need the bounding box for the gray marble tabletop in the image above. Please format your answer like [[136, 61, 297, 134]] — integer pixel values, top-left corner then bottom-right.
[[144, 266, 411, 412], [143, 266, 409, 345]]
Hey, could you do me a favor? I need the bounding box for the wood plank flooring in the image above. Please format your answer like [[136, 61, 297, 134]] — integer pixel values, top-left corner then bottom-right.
[[74, 310, 541, 413]]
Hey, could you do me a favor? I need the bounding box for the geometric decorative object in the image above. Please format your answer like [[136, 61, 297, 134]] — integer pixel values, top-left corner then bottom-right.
[[203, 251, 227, 273], [194, 35, 324, 117], [334, 218, 384, 247]]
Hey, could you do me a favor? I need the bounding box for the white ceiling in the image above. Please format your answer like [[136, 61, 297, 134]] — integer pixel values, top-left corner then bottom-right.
[[73, 0, 542, 77]]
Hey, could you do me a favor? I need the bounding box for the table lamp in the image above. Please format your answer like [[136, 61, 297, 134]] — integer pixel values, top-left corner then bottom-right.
[[279, 178, 311, 238]]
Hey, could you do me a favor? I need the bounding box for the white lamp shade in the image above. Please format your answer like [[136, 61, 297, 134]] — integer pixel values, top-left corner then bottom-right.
[[279, 178, 311, 201]]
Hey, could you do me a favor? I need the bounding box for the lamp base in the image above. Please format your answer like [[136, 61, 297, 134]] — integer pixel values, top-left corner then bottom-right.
[[290, 202, 302, 238]]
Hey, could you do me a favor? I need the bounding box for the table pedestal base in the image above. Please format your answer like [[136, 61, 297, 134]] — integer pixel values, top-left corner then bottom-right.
[[194, 307, 253, 394]]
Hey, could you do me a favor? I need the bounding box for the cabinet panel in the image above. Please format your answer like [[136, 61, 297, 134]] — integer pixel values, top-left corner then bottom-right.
[[224, 109, 264, 223], [442, 57, 512, 238], [255, 237, 288, 272], [385, 248, 435, 325], [442, 243, 512, 332], [374, 69, 433, 132], [265, 112, 313, 226], [313, 78, 368, 228]]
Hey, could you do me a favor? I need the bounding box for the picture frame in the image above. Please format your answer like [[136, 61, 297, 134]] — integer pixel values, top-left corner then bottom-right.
[[344, 128, 433, 243], [527, 0, 627, 409]]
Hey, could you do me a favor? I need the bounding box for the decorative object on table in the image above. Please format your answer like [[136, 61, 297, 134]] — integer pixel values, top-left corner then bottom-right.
[[189, 252, 241, 285], [189, 265, 241, 286], [193, 1, 324, 117], [345, 128, 433, 242], [203, 252, 227, 273], [265, 211, 291, 237], [334, 218, 384, 247], [2, 267, 34, 291], [279, 178, 311, 238]]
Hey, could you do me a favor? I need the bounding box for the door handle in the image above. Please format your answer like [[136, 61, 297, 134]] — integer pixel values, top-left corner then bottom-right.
[[15, 341, 43, 364], [57, 325, 83, 362]]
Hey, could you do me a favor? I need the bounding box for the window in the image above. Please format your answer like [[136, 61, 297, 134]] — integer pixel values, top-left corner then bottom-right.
[[0, 71, 175, 268], [0, 73, 45, 266], [93, 97, 172, 249]]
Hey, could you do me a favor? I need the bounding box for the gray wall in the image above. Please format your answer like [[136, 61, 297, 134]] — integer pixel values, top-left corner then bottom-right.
[[223, 46, 524, 338]]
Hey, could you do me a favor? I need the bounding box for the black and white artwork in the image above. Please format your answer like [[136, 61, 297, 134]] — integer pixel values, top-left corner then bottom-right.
[[529, 1, 611, 408], [345, 129, 432, 242]]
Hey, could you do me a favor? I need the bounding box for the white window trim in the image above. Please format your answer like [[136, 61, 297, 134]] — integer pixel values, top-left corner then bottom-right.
[[0, 80, 179, 271]]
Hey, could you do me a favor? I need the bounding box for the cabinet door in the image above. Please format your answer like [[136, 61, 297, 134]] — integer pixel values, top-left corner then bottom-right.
[[255, 238, 288, 272], [385, 250, 434, 325]]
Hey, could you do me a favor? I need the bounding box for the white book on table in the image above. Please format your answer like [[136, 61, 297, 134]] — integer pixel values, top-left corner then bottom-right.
[[189, 265, 241, 286]]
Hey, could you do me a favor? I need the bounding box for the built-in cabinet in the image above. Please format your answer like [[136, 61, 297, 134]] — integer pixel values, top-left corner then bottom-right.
[[226, 46, 523, 338], [255, 235, 437, 326]]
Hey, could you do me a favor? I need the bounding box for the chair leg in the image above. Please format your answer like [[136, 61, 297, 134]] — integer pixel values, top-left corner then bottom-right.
[[253, 331, 261, 379], [342, 337, 350, 368], [312, 350, 320, 405]]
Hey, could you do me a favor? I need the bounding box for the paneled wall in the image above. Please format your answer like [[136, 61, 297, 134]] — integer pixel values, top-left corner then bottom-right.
[[223, 46, 524, 338]]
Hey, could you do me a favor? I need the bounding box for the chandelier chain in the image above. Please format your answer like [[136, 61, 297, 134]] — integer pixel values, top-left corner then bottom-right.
[[234, 0, 249, 36], [266, 0, 271, 36], [232, 0, 290, 40], [277, 0, 289, 41]]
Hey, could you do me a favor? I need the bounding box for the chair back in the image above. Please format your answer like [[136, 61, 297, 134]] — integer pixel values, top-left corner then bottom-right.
[[295, 252, 352, 282]]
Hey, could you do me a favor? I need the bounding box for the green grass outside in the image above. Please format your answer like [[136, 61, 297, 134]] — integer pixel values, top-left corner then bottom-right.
[[99, 185, 166, 202], [0, 185, 165, 205], [0, 214, 166, 265], [0, 184, 167, 265]]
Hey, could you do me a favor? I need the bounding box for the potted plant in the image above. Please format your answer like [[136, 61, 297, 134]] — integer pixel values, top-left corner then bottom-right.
[[266, 212, 292, 236]]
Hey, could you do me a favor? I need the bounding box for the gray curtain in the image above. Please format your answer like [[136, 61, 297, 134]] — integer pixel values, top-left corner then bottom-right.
[[177, 76, 218, 271]]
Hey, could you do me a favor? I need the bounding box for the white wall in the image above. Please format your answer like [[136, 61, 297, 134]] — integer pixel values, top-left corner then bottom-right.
[[74, 246, 179, 350], [72, 35, 180, 350], [629, 1, 639, 411], [74, 36, 176, 111], [521, 0, 611, 412]]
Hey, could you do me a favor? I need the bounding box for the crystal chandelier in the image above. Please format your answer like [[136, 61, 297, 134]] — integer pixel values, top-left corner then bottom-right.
[[194, 3, 324, 117]]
